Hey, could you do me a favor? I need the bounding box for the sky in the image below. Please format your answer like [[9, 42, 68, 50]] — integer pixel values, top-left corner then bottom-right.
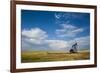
[[21, 9, 90, 51]]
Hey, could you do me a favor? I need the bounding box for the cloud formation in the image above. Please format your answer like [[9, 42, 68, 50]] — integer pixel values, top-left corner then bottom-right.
[[22, 28, 47, 45], [56, 24, 84, 37], [21, 28, 68, 51], [45, 40, 68, 50], [22, 28, 48, 40], [21, 28, 89, 51]]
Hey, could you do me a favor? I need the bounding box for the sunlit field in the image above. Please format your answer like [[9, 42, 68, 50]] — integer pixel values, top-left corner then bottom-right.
[[21, 50, 90, 63]]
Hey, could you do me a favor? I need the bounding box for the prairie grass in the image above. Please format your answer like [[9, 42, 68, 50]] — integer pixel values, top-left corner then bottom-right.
[[21, 50, 90, 63]]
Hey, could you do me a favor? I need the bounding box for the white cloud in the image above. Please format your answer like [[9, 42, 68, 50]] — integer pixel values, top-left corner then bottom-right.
[[56, 24, 84, 37], [46, 40, 68, 50], [23, 38, 44, 45], [22, 28, 48, 40], [22, 28, 48, 45], [55, 13, 62, 19], [62, 24, 76, 29], [55, 13, 86, 21], [71, 28, 83, 33]]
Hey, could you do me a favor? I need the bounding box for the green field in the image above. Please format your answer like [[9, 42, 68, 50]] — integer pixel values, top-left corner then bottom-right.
[[21, 50, 90, 63]]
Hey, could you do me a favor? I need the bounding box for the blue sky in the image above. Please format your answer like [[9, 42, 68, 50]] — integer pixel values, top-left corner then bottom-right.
[[21, 10, 90, 51]]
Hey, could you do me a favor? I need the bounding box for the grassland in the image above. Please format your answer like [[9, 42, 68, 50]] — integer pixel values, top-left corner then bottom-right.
[[21, 50, 90, 63]]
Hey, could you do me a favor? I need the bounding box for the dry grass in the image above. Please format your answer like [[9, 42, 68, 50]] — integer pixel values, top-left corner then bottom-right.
[[21, 51, 90, 63]]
